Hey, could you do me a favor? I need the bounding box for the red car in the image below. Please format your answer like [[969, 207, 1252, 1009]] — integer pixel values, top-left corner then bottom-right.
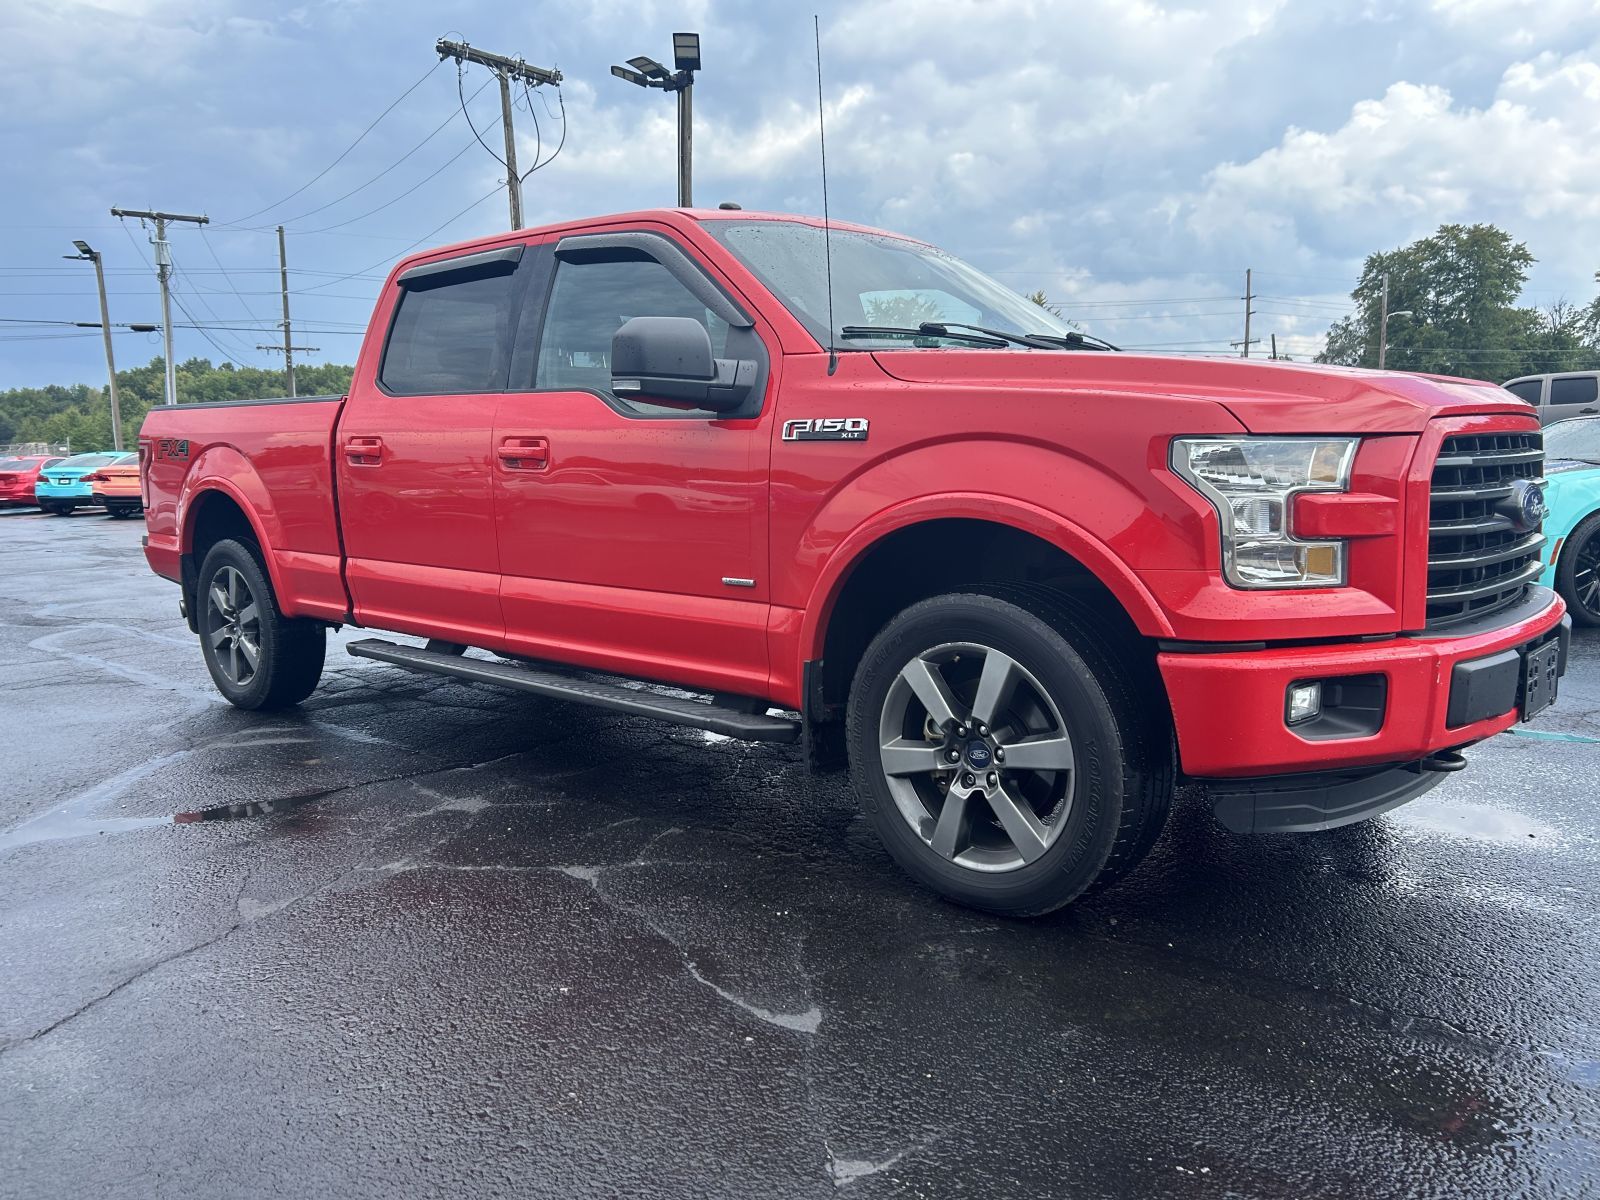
[[138, 207, 1570, 915], [0, 455, 64, 508]]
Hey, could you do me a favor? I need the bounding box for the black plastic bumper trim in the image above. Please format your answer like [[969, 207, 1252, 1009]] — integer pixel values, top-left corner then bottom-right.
[[1204, 760, 1447, 834]]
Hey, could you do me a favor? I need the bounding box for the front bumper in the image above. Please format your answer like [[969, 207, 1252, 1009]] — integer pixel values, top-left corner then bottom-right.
[[1160, 587, 1570, 777]]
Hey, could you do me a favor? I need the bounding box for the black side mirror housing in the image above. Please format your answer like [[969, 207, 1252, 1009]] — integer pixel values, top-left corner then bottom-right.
[[611, 316, 756, 414]]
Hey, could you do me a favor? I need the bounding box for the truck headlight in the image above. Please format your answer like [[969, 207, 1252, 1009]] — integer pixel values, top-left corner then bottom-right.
[[1171, 437, 1359, 589]]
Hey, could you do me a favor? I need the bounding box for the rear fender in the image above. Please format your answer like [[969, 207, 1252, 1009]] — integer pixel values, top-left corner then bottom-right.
[[176, 447, 287, 606]]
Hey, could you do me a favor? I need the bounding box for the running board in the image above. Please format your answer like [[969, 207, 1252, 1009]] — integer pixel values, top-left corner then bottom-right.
[[345, 639, 800, 744]]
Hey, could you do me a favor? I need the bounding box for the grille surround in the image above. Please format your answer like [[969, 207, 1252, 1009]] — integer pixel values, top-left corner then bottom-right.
[[1426, 430, 1545, 629]]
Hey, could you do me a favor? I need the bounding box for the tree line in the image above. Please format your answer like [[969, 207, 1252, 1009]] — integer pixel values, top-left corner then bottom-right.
[[0, 358, 354, 451], [1316, 223, 1598, 380]]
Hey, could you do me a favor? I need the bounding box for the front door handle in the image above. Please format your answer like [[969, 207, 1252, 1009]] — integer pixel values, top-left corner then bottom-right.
[[1582, 407, 1597, 414], [499, 436, 550, 471], [344, 435, 384, 466]]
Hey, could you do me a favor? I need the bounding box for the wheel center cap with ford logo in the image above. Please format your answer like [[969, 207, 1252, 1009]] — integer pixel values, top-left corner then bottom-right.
[[965, 741, 993, 770]]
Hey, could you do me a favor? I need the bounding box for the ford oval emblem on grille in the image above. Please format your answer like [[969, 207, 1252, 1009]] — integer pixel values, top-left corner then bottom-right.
[[1499, 478, 1548, 534]]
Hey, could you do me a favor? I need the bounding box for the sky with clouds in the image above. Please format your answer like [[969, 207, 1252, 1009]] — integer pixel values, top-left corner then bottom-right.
[[3, 0, 1598, 388]]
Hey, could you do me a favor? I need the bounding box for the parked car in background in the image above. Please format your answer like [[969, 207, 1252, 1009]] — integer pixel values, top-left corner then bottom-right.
[[1502, 371, 1600, 425], [83, 458, 144, 519], [34, 451, 136, 515], [0, 455, 64, 507], [1541, 415, 1600, 626]]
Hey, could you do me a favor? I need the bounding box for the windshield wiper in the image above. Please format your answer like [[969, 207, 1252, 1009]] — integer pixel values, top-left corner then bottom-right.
[[1019, 329, 1121, 352], [840, 324, 1010, 348]]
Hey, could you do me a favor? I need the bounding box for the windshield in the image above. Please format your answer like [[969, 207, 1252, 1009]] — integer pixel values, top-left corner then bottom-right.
[[704, 219, 1078, 350], [1545, 417, 1600, 464]]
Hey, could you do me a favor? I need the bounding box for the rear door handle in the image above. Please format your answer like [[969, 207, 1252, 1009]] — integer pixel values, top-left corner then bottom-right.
[[1582, 407, 1597, 414], [499, 436, 550, 471], [344, 436, 384, 466]]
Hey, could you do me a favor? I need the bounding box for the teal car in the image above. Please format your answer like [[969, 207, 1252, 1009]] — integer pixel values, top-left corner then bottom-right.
[[1540, 416, 1600, 626], [33, 451, 135, 516]]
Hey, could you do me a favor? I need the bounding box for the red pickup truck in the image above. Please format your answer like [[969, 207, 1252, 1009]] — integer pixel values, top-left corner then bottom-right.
[[139, 207, 1570, 914]]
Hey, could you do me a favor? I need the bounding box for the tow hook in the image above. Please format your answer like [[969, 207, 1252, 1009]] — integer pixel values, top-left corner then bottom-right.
[[1420, 749, 1469, 773]]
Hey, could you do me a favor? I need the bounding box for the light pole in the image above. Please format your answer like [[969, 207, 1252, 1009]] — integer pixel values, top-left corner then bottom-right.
[[1379, 309, 1412, 371], [64, 240, 124, 451], [611, 32, 701, 207]]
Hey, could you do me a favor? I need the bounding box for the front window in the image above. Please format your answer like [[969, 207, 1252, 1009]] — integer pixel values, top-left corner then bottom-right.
[[704, 219, 1079, 350], [1545, 417, 1600, 466]]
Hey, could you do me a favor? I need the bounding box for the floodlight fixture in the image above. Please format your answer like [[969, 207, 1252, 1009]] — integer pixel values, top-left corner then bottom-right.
[[611, 64, 649, 86], [628, 55, 670, 79], [673, 32, 701, 71]]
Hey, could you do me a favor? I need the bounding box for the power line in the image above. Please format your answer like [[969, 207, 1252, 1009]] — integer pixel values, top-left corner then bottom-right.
[[226, 59, 446, 226]]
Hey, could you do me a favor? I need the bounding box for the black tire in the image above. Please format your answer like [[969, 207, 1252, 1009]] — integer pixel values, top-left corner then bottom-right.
[[109, 506, 142, 520], [1557, 512, 1600, 628], [846, 585, 1173, 916], [196, 538, 325, 710]]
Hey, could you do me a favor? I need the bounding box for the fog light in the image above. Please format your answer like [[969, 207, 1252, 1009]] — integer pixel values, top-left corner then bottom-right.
[[1286, 682, 1322, 725]]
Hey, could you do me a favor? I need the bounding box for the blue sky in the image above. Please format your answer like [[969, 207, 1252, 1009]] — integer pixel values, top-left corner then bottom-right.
[[3, 0, 1599, 387]]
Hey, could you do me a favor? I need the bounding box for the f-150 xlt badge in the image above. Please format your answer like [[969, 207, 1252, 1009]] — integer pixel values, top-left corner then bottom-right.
[[782, 417, 869, 442]]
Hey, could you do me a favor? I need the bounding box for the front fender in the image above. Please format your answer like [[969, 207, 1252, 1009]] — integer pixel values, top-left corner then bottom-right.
[[797, 491, 1177, 672]]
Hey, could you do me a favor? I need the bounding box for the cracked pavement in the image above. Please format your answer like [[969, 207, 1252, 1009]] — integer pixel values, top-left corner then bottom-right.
[[2, 508, 1598, 1198]]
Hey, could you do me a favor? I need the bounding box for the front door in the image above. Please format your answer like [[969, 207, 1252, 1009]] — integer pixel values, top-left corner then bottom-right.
[[492, 234, 774, 697], [336, 245, 526, 645], [1547, 374, 1600, 424]]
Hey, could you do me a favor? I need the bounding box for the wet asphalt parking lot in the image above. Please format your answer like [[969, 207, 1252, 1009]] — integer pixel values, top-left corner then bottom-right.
[[1, 507, 1597, 1199]]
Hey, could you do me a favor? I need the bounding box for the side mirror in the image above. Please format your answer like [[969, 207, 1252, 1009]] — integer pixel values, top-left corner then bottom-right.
[[611, 316, 756, 414]]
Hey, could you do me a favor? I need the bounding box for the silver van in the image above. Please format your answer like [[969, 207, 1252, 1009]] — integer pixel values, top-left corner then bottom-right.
[[1502, 371, 1600, 425]]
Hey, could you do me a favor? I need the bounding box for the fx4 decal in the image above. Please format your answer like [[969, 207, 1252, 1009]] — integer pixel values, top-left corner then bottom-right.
[[158, 438, 191, 461], [782, 417, 869, 442]]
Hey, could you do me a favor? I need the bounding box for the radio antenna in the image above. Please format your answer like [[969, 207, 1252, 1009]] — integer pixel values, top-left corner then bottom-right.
[[814, 14, 838, 376]]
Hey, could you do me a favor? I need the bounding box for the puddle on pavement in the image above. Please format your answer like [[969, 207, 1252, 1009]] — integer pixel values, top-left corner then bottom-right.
[[0, 791, 320, 854], [1390, 800, 1558, 846]]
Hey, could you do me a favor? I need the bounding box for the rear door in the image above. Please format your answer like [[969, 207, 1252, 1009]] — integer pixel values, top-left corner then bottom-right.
[[489, 230, 775, 697], [335, 244, 528, 644], [1545, 374, 1600, 425]]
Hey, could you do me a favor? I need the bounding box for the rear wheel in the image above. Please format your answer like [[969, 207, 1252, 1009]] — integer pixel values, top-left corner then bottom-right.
[[1557, 512, 1600, 627], [197, 538, 325, 710], [44, 503, 72, 516], [108, 505, 142, 520], [846, 586, 1172, 916]]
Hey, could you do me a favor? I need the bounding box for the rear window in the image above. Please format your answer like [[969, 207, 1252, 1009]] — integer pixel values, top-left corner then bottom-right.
[[1550, 375, 1598, 406], [379, 261, 518, 395], [1504, 379, 1543, 405], [63, 454, 118, 469]]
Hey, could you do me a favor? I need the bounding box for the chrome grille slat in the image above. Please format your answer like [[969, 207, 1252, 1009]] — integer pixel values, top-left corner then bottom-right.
[[1426, 429, 1545, 628]]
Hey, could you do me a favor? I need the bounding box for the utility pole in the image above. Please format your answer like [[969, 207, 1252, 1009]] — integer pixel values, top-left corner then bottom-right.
[[1377, 273, 1389, 370], [1270, 333, 1278, 361], [64, 240, 124, 451], [437, 39, 563, 230], [1241, 268, 1255, 358], [110, 207, 208, 405], [611, 34, 702, 207], [277, 226, 296, 396]]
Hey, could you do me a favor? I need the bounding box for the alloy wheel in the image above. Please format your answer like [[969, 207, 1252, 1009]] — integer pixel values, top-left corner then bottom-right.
[[1575, 532, 1600, 620], [206, 565, 262, 686], [877, 641, 1076, 873]]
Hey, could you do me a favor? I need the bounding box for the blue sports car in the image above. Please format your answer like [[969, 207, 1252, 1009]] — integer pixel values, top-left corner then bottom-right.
[[33, 451, 135, 516], [1540, 416, 1600, 627]]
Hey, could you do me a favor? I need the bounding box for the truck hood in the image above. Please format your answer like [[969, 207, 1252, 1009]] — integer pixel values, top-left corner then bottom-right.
[[869, 350, 1529, 434]]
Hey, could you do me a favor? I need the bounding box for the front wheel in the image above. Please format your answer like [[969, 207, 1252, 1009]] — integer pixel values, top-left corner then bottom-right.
[[197, 538, 325, 710], [1557, 512, 1600, 627], [846, 587, 1172, 916]]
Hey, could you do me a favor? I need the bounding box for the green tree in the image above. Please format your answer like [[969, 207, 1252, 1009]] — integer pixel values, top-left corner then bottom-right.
[[1318, 223, 1551, 382]]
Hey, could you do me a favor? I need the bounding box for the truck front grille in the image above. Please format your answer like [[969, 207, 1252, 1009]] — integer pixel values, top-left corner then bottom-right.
[[1426, 431, 1545, 628]]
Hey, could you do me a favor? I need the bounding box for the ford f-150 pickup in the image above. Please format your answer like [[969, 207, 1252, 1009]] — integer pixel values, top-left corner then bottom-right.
[[138, 207, 1571, 914]]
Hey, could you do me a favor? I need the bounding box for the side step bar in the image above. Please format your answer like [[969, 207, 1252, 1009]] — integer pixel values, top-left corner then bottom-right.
[[346, 639, 800, 744]]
